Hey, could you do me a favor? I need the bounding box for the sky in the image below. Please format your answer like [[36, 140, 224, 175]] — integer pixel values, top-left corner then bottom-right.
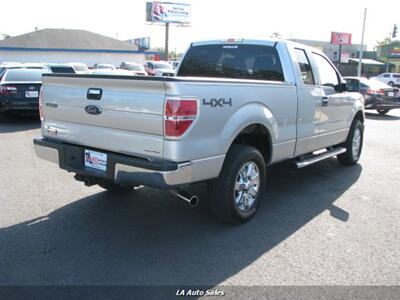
[[1, 0, 399, 52]]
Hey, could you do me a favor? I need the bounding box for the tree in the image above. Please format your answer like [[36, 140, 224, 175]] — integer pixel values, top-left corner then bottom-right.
[[271, 32, 282, 39], [375, 37, 391, 49]]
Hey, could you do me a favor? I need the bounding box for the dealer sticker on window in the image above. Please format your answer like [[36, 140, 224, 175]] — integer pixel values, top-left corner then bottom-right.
[[84, 149, 107, 171]]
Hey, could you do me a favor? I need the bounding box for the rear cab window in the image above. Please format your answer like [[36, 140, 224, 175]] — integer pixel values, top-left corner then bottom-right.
[[178, 44, 285, 82]]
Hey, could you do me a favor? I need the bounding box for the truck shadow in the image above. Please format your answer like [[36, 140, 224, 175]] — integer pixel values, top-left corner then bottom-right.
[[0, 159, 361, 286]]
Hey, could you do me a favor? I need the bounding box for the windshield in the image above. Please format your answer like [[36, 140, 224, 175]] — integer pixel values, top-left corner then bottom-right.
[[154, 62, 172, 69], [126, 64, 145, 71], [4, 69, 43, 82]]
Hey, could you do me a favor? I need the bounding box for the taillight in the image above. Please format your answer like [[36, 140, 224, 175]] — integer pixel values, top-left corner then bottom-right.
[[164, 98, 198, 138], [39, 86, 44, 123], [367, 89, 384, 95], [0, 86, 17, 95]]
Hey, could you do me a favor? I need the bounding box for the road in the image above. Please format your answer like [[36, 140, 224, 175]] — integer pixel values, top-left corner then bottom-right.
[[0, 111, 399, 290]]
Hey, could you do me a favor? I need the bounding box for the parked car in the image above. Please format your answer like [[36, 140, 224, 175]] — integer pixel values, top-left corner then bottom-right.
[[168, 60, 179, 69], [371, 73, 400, 87], [119, 62, 147, 75], [144, 61, 174, 76], [45, 63, 76, 74], [345, 76, 400, 115], [93, 63, 115, 70], [34, 39, 364, 223], [90, 69, 135, 76], [67, 63, 90, 74], [0, 63, 46, 80], [0, 69, 44, 115]]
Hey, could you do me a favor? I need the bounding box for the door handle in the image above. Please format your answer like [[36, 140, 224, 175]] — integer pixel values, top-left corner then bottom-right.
[[87, 88, 102, 100], [322, 96, 329, 106]]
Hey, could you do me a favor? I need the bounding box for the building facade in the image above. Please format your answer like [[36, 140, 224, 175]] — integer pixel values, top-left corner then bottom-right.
[[0, 29, 156, 67], [376, 41, 400, 73]]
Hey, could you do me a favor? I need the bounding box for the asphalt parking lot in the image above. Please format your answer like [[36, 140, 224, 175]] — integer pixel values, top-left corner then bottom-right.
[[0, 111, 399, 288]]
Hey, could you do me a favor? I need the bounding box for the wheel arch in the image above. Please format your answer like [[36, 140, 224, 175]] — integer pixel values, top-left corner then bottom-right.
[[220, 103, 277, 166]]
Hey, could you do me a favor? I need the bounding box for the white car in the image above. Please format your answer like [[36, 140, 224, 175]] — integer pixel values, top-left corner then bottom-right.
[[372, 73, 400, 87], [67, 63, 90, 74], [145, 61, 175, 76], [119, 62, 147, 76], [90, 69, 134, 76], [93, 63, 116, 70]]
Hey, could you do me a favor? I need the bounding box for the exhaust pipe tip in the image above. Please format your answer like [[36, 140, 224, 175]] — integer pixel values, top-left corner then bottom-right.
[[188, 196, 199, 207], [84, 178, 96, 187], [74, 174, 85, 182], [170, 189, 199, 207]]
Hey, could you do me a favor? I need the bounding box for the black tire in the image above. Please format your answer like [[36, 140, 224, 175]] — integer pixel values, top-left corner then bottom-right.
[[337, 119, 364, 165], [209, 145, 266, 224], [388, 81, 394, 87], [377, 109, 389, 115], [98, 180, 135, 193]]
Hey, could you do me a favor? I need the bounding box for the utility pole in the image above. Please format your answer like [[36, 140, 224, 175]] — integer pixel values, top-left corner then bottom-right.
[[357, 8, 367, 77], [164, 23, 170, 61], [386, 35, 392, 73], [338, 44, 342, 72]]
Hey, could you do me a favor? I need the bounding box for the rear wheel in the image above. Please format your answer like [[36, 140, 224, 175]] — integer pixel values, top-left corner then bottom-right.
[[209, 145, 266, 224], [377, 109, 389, 115], [388, 81, 394, 87], [98, 180, 135, 193], [337, 119, 364, 165]]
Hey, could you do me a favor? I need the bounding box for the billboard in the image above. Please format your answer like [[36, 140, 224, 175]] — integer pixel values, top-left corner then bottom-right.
[[146, 2, 191, 24], [331, 32, 352, 46], [127, 37, 151, 50], [389, 47, 400, 57]]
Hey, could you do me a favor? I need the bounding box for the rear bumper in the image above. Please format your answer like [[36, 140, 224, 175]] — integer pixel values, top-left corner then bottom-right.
[[33, 138, 223, 189], [366, 103, 400, 110], [365, 97, 400, 110], [0, 98, 38, 112]]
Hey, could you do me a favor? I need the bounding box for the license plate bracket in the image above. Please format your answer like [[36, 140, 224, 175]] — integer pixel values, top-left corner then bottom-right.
[[84, 149, 107, 171]]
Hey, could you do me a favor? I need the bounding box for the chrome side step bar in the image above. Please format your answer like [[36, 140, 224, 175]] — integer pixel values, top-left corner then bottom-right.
[[295, 147, 346, 168]]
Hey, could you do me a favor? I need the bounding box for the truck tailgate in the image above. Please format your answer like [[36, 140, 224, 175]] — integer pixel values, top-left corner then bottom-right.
[[41, 75, 166, 159]]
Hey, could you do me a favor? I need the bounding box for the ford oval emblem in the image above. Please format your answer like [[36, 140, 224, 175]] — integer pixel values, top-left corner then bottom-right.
[[85, 105, 102, 115]]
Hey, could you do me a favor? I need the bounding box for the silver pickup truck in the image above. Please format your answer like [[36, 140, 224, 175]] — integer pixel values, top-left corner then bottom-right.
[[34, 39, 364, 223]]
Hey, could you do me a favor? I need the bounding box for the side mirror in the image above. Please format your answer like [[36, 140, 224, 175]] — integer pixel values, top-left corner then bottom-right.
[[335, 82, 347, 92]]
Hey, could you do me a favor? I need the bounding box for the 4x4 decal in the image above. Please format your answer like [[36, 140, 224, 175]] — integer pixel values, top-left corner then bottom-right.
[[202, 98, 232, 107]]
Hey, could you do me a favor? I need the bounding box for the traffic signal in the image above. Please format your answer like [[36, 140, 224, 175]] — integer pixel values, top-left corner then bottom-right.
[[393, 24, 398, 38]]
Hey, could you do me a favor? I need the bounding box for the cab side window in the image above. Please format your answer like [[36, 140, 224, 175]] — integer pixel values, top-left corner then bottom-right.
[[312, 53, 339, 89], [294, 48, 315, 85]]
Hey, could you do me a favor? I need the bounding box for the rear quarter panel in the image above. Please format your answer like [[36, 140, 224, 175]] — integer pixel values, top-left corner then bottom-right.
[[163, 79, 298, 163]]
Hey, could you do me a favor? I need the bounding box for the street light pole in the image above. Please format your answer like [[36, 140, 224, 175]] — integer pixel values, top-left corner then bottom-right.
[[357, 8, 367, 77], [164, 22, 170, 61]]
